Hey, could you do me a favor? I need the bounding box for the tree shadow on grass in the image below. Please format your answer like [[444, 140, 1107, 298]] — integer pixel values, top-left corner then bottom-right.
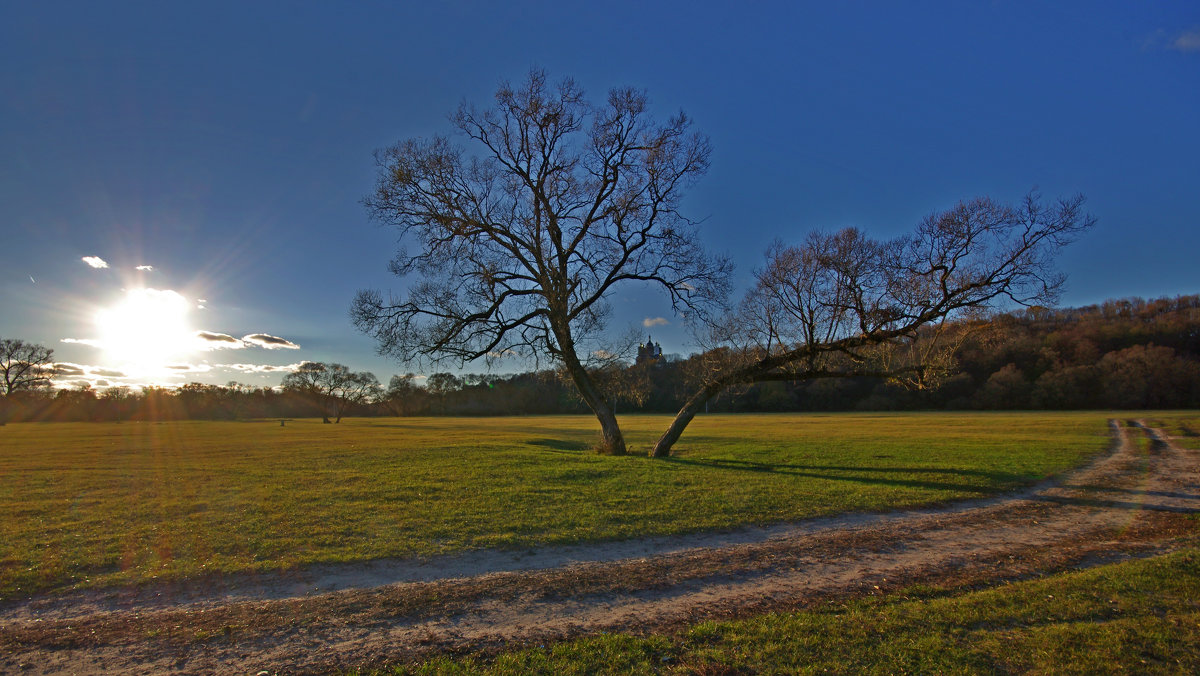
[[526, 438, 591, 452], [662, 456, 1030, 495]]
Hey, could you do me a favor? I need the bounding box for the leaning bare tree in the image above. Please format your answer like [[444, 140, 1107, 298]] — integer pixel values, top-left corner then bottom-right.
[[651, 192, 1095, 457], [353, 70, 730, 454]]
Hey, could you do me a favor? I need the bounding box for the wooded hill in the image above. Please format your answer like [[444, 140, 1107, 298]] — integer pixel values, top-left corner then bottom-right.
[[4, 294, 1198, 423]]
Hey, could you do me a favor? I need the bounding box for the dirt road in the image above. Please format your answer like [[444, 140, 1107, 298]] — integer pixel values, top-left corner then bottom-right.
[[2, 420, 1197, 674]]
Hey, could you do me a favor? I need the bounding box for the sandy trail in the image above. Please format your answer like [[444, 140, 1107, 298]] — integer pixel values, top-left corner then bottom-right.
[[2, 420, 1197, 674]]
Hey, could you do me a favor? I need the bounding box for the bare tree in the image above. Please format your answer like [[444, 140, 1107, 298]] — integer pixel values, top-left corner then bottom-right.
[[2, 338, 57, 396], [382, 373, 422, 416], [1, 338, 58, 424], [651, 192, 1095, 456], [282, 362, 381, 423], [353, 70, 730, 453]]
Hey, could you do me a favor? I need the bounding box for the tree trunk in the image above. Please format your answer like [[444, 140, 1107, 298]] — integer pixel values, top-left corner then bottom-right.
[[651, 381, 725, 457], [559, 349, 627, 455], [592, 400, 626, 455]]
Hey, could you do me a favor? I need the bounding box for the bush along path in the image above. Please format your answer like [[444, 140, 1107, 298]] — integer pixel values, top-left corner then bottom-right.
[[1, 420, 1197, 674]]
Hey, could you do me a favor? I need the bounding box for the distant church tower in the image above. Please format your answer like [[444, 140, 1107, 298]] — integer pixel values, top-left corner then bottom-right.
[[636, 335, 663, 365]]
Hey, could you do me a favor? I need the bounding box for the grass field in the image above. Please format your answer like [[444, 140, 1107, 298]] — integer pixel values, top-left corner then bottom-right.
[[0, 412, 1118, 598], [1141, 413, 1200, 450], [386, 546, 1200, 674]]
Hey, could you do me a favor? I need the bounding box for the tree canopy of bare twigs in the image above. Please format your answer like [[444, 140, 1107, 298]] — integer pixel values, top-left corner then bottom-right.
[[353, 70, 730, 454], [281, 361, 380, 423], [1, 338, 57, 397], [651, 192, 1095, 456]]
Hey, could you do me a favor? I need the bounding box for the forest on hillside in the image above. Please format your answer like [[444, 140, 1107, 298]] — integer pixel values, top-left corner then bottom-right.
[[3, 295, 1198, 423]]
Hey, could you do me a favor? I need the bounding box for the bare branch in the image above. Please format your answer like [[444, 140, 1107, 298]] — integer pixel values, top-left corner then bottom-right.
[[354, 70, 730, 454]]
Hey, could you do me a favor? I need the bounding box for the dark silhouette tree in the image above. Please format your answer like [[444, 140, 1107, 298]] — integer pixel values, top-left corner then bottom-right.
[[652, 192, 1095, 456], [382, 373, 425, 415], [1, 338, 58, 424], [1, 338, 57, 396], [353, 69, 730, 453], [282, 362, 380, 423]]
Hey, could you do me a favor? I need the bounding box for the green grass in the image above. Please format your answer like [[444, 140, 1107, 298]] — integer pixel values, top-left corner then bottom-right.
[[1140, 412, 1200, 450], [1, 412, 1112, 598], [389, 545, 1200, 675]]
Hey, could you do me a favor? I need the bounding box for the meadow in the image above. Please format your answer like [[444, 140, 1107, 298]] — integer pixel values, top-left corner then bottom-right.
[[0, 412, 1118, 599], [386, 546, 1200, 674]]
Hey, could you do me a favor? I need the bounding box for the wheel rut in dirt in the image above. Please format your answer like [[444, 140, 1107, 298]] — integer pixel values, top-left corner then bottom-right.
[[2, 420, 1198, 674]]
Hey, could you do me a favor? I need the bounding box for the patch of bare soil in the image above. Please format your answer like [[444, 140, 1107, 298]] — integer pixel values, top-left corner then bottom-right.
[[2, 421, 1198, 674]]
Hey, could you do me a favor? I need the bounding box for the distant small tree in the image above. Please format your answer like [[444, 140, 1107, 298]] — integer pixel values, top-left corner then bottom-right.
[[1, 338, 57, 396], [282, 362, 380, 422], [382, 373, 423, 415], [1, 338, 58, 424]]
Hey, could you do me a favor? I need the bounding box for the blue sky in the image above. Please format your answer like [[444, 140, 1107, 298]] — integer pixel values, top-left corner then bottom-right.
[[2, 1, 1197, 389]]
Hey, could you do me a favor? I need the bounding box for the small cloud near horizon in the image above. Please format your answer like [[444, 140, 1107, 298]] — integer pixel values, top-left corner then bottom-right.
[[195, 331, 246, 349], [642, 316, 670, 328], [50, 362, 88, 377], [81, 256, 109, 269], [51, 362, 128, 380], [222, 362, 303, 373], [166, 363, 213, 373], [61, 337, 103, 348], [242, 333, 300, 349], [135, 265, 154, 271]]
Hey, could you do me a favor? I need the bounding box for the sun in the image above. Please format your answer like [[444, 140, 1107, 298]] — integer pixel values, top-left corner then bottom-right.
[[95, 288, 196, 377]]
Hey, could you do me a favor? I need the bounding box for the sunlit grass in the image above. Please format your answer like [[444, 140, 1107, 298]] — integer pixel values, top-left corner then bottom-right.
[[1, 412, 1112, 598], [1140, 412, 1200, 450], [389, 546, 1200, 674]]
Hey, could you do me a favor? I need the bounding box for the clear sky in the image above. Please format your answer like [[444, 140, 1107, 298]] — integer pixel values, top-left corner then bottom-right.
[[2, 1, 1197, 390]]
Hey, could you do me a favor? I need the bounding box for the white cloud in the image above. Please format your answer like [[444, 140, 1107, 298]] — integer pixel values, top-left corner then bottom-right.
[[61, 337, 103, 348], [49, 362, 128, 380], [50, 362, 88, 377], [222, 362, 304, 373], [165, 363, 213, 373], [242, 333, 300, 349], [642, 316, 670, 328], [81, 256, 109, 269], [1173, 27, 1200, 52], [135, 265, 154, 271], [195, 331, 246, 350]]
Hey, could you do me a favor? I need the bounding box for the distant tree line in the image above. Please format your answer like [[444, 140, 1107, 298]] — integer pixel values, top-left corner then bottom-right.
[[1, 294, 1197, 423], [685, 294, 1200, 413]]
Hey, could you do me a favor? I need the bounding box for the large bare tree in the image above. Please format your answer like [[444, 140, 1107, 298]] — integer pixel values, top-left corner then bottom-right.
[[353, 70, 730, 454], [651, 192, 1095, 456]]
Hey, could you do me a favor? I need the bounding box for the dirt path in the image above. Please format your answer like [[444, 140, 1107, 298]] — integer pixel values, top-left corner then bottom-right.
[[2, 420, 1198, 674]]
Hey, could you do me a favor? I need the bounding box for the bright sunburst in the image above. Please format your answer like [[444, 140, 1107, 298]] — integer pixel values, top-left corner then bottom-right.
[[95, 288, 195, 377]]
